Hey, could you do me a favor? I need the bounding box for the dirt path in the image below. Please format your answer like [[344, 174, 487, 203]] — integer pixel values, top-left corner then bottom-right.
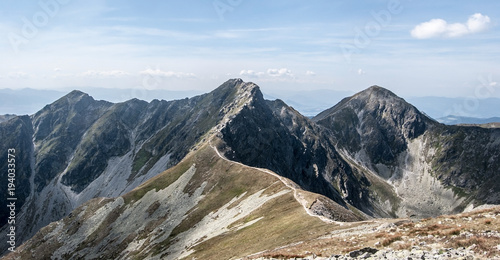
[[209, 140, 337, 223]]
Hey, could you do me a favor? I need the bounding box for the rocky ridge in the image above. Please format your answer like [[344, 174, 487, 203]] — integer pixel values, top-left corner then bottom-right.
[[0, 79, 288, 253], [1, 79, 499, 258]]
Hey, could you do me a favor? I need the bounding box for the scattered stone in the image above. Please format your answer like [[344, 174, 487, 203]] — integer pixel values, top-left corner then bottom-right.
[[348, 247, 378, 258]]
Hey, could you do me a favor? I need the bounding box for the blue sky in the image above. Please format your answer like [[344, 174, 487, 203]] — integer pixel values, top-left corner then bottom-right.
[[1, 0, 499, 98]]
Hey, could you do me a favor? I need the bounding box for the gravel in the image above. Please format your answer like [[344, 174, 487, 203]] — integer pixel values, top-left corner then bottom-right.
[[253, 246, 479, 260]]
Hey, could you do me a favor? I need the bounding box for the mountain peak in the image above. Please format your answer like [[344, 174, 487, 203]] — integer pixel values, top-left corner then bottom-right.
[[355, 85, 400, 101], [367, 85, 384, 91], [208, 79, 263, 109], [63, 90, 92, 101], [219, 78, 259, 93]]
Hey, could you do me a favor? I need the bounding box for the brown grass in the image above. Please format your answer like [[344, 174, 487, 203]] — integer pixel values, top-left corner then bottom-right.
[[393, 241, 413, 250], [450, 235, 500, 257], [380, 235, 402, 247], [439, 228, 461, 236]]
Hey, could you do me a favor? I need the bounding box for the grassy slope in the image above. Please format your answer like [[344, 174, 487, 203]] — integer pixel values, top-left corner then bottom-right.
[[7, 138, 361, 260], [154, 140, 349, 259], [250, 206, 500, 259]]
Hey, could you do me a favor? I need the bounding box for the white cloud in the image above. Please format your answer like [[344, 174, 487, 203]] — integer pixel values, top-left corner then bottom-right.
[[239, 70, 265, 78], [139, 68, 196, 79], [54, 68, 62, 72], [267, 68, 294, 78], [81, 70, 131, 78], [240, 68, 295, 79], [467, 13, 491, 33], [306, 70, 316, 76], [358, 69, 366, 75], [411, 13, 491, 39]]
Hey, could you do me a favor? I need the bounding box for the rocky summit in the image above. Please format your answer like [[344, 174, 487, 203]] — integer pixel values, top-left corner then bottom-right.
[[1, 79, 499, 259]]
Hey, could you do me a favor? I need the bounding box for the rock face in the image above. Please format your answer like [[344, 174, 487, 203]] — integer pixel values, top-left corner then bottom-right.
[[1, 80, 499, 258], [313, 85, 500, 218], [0, 115, 34, 229], [218, 84, 373, 214]]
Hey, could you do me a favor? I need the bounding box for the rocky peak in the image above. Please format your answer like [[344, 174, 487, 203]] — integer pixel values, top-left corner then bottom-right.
[[209, 79, 264, 125], [363, 85, 397, 97], [44, 90, 92, 111], [331, 85, 417, 116], [313, 85, 430, 166], [212, 78, 261, 102]]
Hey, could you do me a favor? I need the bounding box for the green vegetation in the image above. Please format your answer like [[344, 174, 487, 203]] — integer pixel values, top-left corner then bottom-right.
[[131, 148, 152, 176], [123, 158, 193, 205]]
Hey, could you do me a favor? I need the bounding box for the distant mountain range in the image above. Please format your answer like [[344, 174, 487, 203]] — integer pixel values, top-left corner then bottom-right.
[[436, 115, 500, 125], [1, 80, 499, 258], [407, 96, 500, 121]]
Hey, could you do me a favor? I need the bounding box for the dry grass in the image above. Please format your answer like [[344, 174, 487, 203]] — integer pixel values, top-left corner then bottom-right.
[[380, 235, 402, 247], [450, 235, 500, 258], [439, 228, 461, 236], [241, 206, 500, 259]]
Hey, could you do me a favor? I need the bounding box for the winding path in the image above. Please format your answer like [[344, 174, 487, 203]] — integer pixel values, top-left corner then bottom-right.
[[209, 140, 337, 224]]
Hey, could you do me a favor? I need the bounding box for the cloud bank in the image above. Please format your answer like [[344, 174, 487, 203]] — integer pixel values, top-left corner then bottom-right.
[[139, 69, 196, 79], [239, 68, 295, 79], [411, 13, 491, 39]]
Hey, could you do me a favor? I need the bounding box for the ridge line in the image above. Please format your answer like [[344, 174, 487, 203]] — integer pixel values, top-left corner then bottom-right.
[[209, 139, 338, 224]]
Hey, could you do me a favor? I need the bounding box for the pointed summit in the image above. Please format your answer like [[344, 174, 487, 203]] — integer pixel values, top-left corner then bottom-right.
[[65, 89, 89, 98], [210, 78, 262, 100], [347, 85, 410, 109], [363, 85, 399, 98], [58, 90, 94, 106], [314, 85, 430, 164]]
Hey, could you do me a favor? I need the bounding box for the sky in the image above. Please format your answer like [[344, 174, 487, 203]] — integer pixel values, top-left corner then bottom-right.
[[1, 0, 499, 99]]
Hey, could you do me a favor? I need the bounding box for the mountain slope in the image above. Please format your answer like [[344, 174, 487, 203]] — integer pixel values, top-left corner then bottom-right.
[[1, 79, 291, 254], [313, 85, 500, 218], [4, 123, 362, 260], [1, 80, 499, 258]]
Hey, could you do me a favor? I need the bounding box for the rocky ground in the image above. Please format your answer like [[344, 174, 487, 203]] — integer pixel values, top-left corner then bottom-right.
[[246, 206, 500, 260]]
